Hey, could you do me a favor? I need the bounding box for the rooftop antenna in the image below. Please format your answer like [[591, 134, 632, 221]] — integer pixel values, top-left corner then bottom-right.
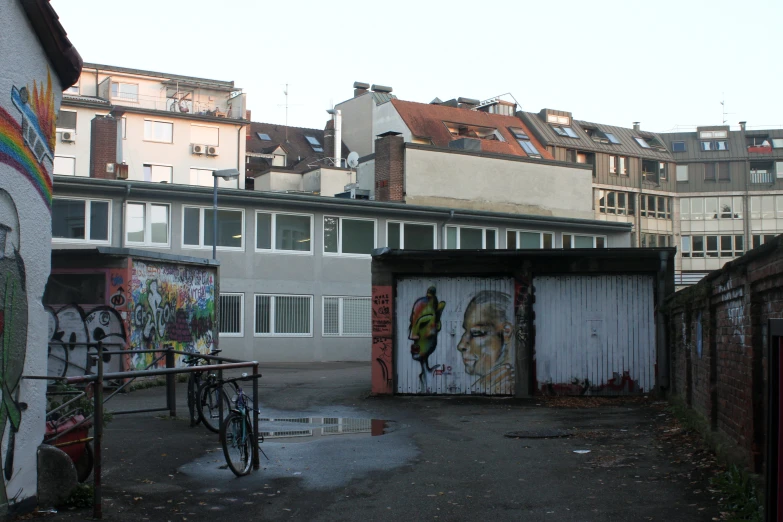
[[721, 93, 734, 125], [277, 83, 303, 142]]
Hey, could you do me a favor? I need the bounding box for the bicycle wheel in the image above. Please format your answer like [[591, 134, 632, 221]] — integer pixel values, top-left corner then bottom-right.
[[75, 443, 93, 483], [220, 411, 253, 477], [187, 373, 202, 427], [197, 381, 230, 433]]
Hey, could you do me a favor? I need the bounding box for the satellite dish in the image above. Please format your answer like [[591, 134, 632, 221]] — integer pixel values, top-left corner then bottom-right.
[[346, 151, 359, 169]]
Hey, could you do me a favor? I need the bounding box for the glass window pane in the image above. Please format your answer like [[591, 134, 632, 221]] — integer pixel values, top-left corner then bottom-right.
[[459, 228, 483, 249], [681, 236, 691, 253], [607, 192, 616, 207], [680, 198, 690, 220], [126, 203, 145, 243], [542, 233, 553, 249], [676, 165, 688, 182], [486, 229, 496, 249], [256, 213, 272, 250], [342, 298, 371, 335], [519, 232, 540, 249], [693, 236, 704, 256], [574, 235, 594, 248], [706, 236, 718, 256], [563, 234, 573, 248], [323, 297, 339, 335], [183, 207, 200, 246], [52, 199, 86, 239], [342, 219, 374, 254], [720, 235, 732, 253], [255, 295, 270, 334], [735, 235, 744, 253], [150, 204, 168, 244], [404, 223, 435, 250], [778, 196, 783, 219], [206, 209, 242, 248], [324, 217, 339, 253], [705, 198, 718, 219], [276, 214, 310, 251], [506, 231, 516, 249], [596, 236, 605, 248], [274, 295, 310, 334], [387, 222, 401, 249], [150, 165, 172, 183], [89, 201, 109, 241], [719, 197, 732, 219], [446, 226, 457, 249], [733, 197, 743, 219], [762, 196, 775, 218]]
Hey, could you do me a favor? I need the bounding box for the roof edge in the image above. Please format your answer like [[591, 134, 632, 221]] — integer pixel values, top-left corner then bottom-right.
[[19, 0, 83, 87]]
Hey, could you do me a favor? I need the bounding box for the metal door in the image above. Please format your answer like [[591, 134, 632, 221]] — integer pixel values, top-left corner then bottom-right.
[[395, 276, 515, 395], [533, 275, 655, 395]]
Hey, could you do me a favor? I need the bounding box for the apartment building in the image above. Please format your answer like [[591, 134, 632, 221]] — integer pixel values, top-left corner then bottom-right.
[[54, 63, 248, 188]]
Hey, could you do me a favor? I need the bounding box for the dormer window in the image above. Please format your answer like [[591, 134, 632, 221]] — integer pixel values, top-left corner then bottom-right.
[[701, 140, 728, 151], [583, 127, 619, 144], [546, 114, 570, 125], [700, 130, 728, 139], [551, 126, 579, 138], [444, 122, 504, 141], [305, 136, 323, 152], [635, 136, 666, 150]]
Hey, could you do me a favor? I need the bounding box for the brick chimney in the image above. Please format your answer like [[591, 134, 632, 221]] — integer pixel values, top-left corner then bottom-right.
[[90, 115, 118, 179], [374, 132, 404, 202], [323, 119, 335, 162], [353, 81, 369, 98]]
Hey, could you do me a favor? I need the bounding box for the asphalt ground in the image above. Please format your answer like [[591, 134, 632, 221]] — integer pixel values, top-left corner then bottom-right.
[[43, 363, 721, 521]]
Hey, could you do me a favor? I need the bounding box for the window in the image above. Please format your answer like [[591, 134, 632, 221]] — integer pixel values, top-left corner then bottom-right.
[[125, 202, 169, 246], [704, 163, 716, 181], [563, 234, 606, 248], [183, 206, 244, 249], [386, 221, 436, 250], [323, 216, 375, 255], [219, 293, 244, 337], [56, 110, 76, 131], [777, 162, 783, 179], [701, 140, 728, 151], [546, 114, 570, 125], [506, 230, 554, 249], [672, 141, 686, 152], [131, 164, 172, 183], [322, 296, 371, 337], [445, 226, 497, 249], [618, 156, 627, 176], [609, 155, 616, 174], [111, 82, 138, 102], [718, 162, 730, 181], [682, 235, 744, 258], [518, 139, 540, 157], [256, 132, 271, 141], [699, 130, 728, 139], [551, 125, 579, 138], [640, 233, 672, 247], [752, 234, 777, 249], [191, 125, 219, 145], [445, 122, 503, 141], [772, 138, 783, 149], [676, 165, 689, 182], [64, 83, 79, 95], [305, 135, 323, 152], [53, 156, 76, 176], [640, 195, 672, 219], [52, 198, 110, 243], [750, 196, 776, 219], [605, 132, 620, 144], [598, 190, 634, 216], [659, 162, 668, 181], [143, 120, 173, 143], [254, 294, 312, 336], [509, 127, 529, 140], [642, 160, 660, 183], [189, 168, 238, 189], [256, 212, 312, 253], [634, 137, 651, 149]]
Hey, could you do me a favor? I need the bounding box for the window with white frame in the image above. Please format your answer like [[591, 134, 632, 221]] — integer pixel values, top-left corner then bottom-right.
[[219, 293, 244, 336], [506, 230, 553, 249], [64, 82, 79, 95], [676, 165, 689, 182], [111, 82, 138, 102], [323, 216, 376, 255], [129, 164, 172, 183], [188, 168, 238, 189], [386, 221, 436, 250], [52, 198, 110, 243], [191, 125, 219, 146], [445, 225, 497, 249], [256, 211, 312, 253], [254, 294, 312, 336], [750, 195, 776, 219], [53, 156, 76, 176], [681, 197, 742, 220], [562, 234, 606, 248], [323, 296, 371, 336], [143, 119, 173, 143], [56, 110, 77, 131], [125, 202, 170, 246], [640, 195, 672, 219], [183, 206, 243, 249], [640, 233, 672, 247], [752, 233, 777, 249], [682, 235, 744, 258], [597, 190, 635, 216]]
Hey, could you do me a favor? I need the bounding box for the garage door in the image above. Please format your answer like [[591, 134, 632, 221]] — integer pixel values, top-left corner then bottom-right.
[[533, 275, 655, 395]]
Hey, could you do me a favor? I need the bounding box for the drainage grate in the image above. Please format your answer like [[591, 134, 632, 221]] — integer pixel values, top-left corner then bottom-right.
[[504, 429, 574, 439]]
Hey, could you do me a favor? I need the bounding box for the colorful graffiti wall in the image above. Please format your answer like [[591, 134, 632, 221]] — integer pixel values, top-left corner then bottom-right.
[[0, 0, 65, 513], [391, 277, 517, 395], [128, 260, 216, 368]]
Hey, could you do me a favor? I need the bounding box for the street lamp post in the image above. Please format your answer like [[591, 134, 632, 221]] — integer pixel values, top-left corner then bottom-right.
[[211, 169, 240, 260]]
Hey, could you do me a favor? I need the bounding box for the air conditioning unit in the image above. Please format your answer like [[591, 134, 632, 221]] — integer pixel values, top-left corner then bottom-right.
[[206, 146, 219, 156], [61, 131, 75, 143], [191, 143, 205, 155]]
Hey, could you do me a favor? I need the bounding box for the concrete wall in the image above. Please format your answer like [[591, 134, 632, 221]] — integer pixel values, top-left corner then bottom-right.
[[0, 0, 64, 513], [302, 167, 354, 197], [666, 235, 783, 471], [404, 147, 595, 220], [335, 94, 374, 157]]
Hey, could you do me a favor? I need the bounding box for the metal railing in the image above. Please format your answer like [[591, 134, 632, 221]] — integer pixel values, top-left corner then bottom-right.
[[27, 342, 260, 519], [750, 170, 775, 184]]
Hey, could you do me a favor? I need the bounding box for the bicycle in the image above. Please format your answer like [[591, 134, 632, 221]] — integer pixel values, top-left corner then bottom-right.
[[218, 373, 263, 477], [183, 349, 221, 428], [196, 371, 231, 433]]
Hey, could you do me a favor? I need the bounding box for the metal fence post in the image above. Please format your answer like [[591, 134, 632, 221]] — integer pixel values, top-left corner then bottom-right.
[[218, 361, 224, 430], [165, 346, 176, 418], [252, 362, 259, 470], [93, 343, 104, 519]]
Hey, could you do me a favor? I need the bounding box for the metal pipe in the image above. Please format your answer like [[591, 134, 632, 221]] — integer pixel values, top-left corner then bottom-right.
[[252, 362, 260, 470], [59, 361, 259, 385], [110, 407, 169, 416], [213, 175, 218, 260], [93, 347, 103, 519]]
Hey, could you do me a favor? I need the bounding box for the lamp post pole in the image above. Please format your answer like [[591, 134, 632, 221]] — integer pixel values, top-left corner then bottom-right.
[[212, 175, 218, 260]]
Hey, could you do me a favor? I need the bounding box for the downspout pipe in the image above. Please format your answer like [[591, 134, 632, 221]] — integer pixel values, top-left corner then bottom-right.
[[657, 250, 670, 394], [121, 184, 131, 248], [442, 209, 455, 249]]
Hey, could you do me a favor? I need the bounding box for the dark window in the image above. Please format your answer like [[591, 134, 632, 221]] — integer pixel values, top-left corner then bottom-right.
[[642, 159, 659, 183], [704, 163, 716, 181], [57, 110, 77, 130], [305, 135, 323, 152], [672, 141, 686, 152], [718, 162, 730, 181], [256, 133, 271, 140], [605, 133, 620, 144]]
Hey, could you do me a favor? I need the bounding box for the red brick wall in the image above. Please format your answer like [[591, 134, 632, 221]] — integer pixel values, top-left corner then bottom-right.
[[667, 236, 783, 471], [90, 115, 118, 179], [374, 134, 404, 202]]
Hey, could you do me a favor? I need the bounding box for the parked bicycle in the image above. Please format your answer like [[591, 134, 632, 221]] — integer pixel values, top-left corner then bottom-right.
[[218, 373, 264, 476], [183, 348, 221, 428], [195, 370, 231, 433]]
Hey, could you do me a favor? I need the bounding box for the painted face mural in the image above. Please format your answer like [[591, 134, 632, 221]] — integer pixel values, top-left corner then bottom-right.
[[407, 286, 445, 367], [457, 291, 515, 393]]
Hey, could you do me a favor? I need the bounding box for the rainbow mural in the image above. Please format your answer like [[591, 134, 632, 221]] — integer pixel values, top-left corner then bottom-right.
[[0, 71, 56, 209]]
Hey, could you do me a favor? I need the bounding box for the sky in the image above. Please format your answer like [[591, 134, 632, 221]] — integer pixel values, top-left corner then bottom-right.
[[52, 0, 783, 134]]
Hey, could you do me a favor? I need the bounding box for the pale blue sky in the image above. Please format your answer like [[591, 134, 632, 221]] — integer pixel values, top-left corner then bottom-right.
[[52, 0, 783, 134]]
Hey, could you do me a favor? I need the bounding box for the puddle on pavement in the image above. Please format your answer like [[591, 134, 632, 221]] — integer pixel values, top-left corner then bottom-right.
[[259, 416, 392, 440]]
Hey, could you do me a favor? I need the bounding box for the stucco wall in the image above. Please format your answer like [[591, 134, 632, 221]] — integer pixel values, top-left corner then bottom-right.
[[335, 95, 374, 157], [404, 148, 595, 220], [0, 0, 64, 512]]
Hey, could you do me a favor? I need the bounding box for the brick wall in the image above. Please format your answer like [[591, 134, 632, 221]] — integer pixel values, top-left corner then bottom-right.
[[374, 134, 404, 202], [89, 115, 118, 179], [666, 235, 783, 471]]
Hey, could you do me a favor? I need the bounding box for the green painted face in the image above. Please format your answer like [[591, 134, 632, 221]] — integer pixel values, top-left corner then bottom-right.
[[408, 287, 445, 364]]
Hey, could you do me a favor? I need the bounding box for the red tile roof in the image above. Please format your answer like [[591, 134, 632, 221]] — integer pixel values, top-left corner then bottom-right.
[[390, 99, 553, 160]]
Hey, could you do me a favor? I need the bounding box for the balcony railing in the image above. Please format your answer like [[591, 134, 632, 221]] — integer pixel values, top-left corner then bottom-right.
[[750, 170, 775, 184]]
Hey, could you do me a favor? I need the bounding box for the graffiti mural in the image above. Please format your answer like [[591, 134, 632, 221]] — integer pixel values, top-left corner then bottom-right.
[[394, 277, 516, 395], [128, 261, 216, 369], [371, 286, 393, 395], [46, 304, 126, 377]]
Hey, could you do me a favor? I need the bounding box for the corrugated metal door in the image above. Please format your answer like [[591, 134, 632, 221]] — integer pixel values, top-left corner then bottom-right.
[[533, 275, 655, 395], [395, 276, 515, 395]]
